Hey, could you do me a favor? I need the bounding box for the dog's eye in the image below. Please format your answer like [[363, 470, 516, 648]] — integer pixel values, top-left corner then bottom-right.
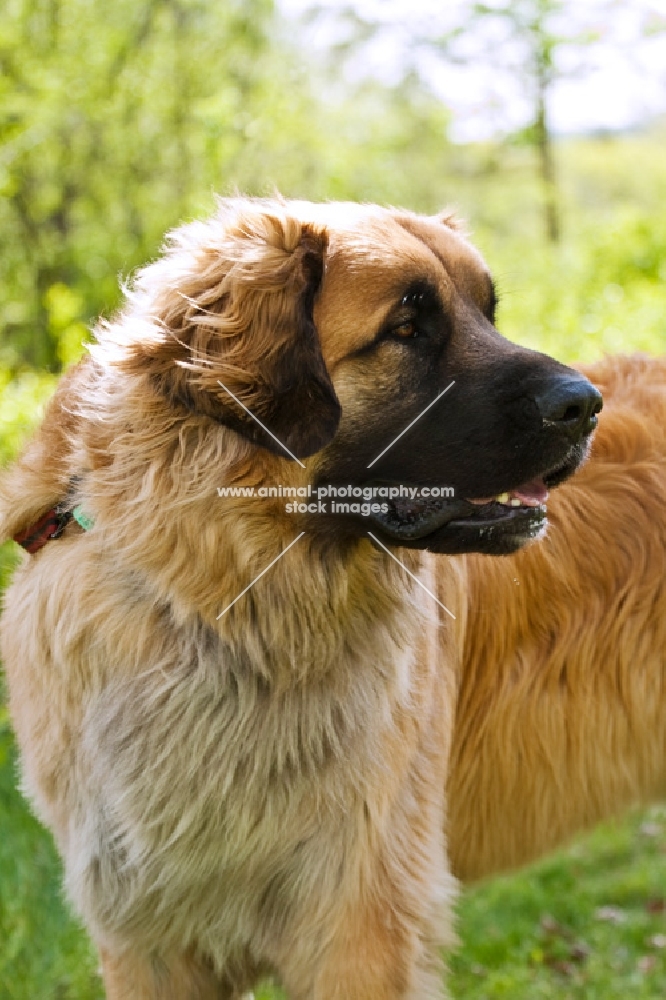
[[392, 320, 419, 339]]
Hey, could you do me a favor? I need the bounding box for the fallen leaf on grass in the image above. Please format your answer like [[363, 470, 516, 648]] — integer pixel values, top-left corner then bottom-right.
[[569, 942, 591, 962], [540, 914, 563, 935], [548, 960, 576, 977], [595, 905, 627, 924]]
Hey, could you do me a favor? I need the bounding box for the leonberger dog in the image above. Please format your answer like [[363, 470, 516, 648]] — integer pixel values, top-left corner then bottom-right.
[[449, 352, 666, 884], [0, 198, 600, 999]]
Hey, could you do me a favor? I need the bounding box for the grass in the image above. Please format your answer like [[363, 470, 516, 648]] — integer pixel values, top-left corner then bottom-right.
[[451, 810, 666, 999], [0, 707, 103, 1000]]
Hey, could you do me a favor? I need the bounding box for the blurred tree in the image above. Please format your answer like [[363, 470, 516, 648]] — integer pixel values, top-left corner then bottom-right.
[[465, 1, 565, 243], [447, 0, 666, 242], [302, 0, 666, 244], [0, 0, 459, 374], [0, 0, 282, 372], [302, 0, 574, 241]]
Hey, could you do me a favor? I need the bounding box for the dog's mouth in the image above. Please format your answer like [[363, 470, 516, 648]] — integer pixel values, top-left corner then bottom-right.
[[370, 478, 549, 542], [365, 443, 586, 554]]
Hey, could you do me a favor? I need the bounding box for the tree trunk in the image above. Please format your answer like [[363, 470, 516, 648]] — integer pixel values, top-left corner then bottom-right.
[[535, 87, 560, 243]]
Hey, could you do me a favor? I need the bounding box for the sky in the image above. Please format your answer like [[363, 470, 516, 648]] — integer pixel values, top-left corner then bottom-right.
[[279, 0, 666, 141]]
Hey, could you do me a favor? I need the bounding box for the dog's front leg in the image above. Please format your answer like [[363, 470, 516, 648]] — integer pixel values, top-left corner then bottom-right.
[[274, 805, 454, 1000], [99, 948, 235, 1000], [278, 881, 449, 1000]]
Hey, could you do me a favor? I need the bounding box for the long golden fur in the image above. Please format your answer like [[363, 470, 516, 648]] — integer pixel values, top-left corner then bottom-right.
[[449, 353, 666, 882], [0, 199, 469, 1000], [0, 196, 599, 999]]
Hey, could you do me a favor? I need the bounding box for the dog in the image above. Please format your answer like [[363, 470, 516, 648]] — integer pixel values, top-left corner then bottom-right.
[[448, 352, 666, 884], [0, 197, 600, 999]]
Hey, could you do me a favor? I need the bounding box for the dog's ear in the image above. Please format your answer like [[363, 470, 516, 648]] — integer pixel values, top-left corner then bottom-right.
[[107, 202, 341, 460]]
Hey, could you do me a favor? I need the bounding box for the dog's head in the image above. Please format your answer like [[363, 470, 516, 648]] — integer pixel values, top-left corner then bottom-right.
[[105, 197, 601, 555], [104, 202, 341, 461]]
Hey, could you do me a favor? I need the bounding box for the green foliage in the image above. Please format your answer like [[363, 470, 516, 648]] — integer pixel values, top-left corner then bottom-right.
[[477, 210, 666, 363], [0, 364, 56, 609], [0, 0, 462, 376], [0, 0, 295, 372], [412, 129, 665, 366], [0, 369, 57, 466]]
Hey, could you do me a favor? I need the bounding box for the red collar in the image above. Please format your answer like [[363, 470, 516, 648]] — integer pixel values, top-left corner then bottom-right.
[[13, 508, 73, 554]]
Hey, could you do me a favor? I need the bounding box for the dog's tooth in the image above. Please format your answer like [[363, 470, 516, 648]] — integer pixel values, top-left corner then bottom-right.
[[510, 497, 522, 507], [495, 492, 510, 504]]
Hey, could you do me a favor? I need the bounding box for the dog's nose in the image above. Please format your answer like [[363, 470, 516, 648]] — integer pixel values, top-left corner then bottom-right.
[[535, 376, 603, 439]]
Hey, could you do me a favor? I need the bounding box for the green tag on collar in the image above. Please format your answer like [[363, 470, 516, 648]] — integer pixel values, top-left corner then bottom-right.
[[72, 505, 95, 531]]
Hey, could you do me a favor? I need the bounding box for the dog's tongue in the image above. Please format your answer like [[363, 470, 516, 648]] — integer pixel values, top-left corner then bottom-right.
[[512, 479, 549, 505], [468, 478, 549, 508]]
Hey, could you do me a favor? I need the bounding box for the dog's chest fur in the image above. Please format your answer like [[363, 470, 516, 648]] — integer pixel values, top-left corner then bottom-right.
[[6, 544, 437, 962]]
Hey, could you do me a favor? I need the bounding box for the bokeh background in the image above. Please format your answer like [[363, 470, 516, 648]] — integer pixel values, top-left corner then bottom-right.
[[1, 0, 666, 996]]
